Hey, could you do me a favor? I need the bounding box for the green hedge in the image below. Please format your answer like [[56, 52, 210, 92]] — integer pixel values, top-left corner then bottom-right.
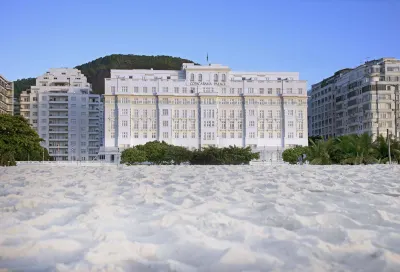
[[121, 141, 260, 165]]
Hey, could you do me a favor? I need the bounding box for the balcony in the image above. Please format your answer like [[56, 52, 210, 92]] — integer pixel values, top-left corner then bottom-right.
[[49, 137, 68, 141], [49, 106, 68, 110], [49, 99, 68, 103], [49, 122, 68, 126], [49, 129, 68, 133]]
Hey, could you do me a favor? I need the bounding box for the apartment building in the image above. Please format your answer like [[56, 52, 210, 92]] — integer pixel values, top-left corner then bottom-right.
[[0, 74, 13, 115], [20, 68, 103, 161], [99, 63, 308, 163], [309, 57, 400, 139]]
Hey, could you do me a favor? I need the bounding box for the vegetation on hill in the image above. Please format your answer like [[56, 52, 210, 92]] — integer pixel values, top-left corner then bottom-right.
[[282, 133, 400, 165], [13, 54, 197, 98], [121, 141, 260, 165], [0, 114, 51, 166]]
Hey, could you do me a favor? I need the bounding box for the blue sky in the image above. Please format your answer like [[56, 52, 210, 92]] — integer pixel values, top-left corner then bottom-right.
[[0, 0, 398, 87]]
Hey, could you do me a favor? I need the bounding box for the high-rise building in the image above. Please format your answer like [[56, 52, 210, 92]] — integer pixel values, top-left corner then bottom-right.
[[0, 74, 14, 115], [308, 57, 400, 139], [98, 63, 308, 163], [19, 68, 103, 161]]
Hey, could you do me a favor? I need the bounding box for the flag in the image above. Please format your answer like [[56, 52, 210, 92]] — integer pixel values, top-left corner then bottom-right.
[[207, 53, 208, 63]]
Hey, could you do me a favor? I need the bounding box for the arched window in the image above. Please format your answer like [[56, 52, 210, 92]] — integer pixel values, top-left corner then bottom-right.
[[222, 74, 226, 82], [198, 74, 202, 82], [214, 74, 218, 82], [190, 73, 194, 81]]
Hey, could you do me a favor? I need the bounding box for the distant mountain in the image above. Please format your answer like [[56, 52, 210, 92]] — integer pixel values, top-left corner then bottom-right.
[[13, 54, 197, 98]]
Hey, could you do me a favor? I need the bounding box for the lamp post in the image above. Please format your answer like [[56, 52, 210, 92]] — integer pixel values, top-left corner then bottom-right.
[[375, 80, 379, 138], [387, 84, 399, 140]]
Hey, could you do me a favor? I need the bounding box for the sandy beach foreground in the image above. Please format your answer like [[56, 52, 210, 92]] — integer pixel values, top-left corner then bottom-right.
[[1, 165, 400, 272]]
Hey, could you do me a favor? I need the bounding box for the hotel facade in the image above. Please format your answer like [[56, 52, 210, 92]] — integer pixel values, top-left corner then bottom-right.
[[0, 74, 14, 115], [99, 63, 308, 163], [20, 68, 103, 161]]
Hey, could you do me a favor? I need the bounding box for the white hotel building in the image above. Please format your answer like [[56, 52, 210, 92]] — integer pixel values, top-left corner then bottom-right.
[[99, 63, 308, 163], [20, 68, 103, 161]]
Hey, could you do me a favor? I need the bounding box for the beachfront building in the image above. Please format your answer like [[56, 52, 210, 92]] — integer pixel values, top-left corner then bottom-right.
[[19, 68, 103, 161], [308, 57, 400, 139], [98, 63, 308, 163], [0, 74, 14, 115]]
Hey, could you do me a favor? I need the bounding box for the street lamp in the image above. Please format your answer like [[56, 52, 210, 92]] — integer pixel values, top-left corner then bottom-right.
[[387, 84, 399, 139]]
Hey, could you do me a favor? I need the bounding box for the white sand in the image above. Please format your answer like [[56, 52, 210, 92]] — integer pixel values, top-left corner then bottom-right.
[[1, 165, 400, 272]]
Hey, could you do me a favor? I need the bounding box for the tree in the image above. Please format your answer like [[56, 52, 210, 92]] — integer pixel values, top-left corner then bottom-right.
[[120, 148, 147, 165], [307, 138, 334, 165], [0, 114, 51, 166], [282, 146, 308, 164], [164, 145, 193, 165]]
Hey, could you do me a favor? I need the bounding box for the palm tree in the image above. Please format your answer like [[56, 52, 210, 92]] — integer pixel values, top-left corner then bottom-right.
[[338, 133, 377, 165], [307, 138, 333, 165], [374, 134, 400, 164]]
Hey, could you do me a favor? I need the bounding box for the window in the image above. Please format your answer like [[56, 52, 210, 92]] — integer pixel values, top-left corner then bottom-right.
[[143, 87, 148, 93], [248, 88, 254, 94], [163, 121, 168, 127], [288, 121, 294, 128], [162, 109, 168, 116], [260, 132, 264, 138], [288, 110, 293, 116], [163, 132, 169, 138], [230, 121, 235, 129], [249, 132, 255, 138], [221, 121, 226, 129], [174, 120, 179, 129], [163, 87, 168, 93], [288, 132, 294, 138], [174, 87, 179, 93], [143, 132, 147, 139], [174, 132, 179, 138], [81, 97, 86, 102], [134, 109, 139, 117], [122, 109, 128, 115], [191, 132, 195, 138], [133, 121, 139, 129], [259, 110, 264, 118], [81, 141, 87, 146], [81, 112, 86, 116], [143, 121, 148, 129], [214, 74, 218, 82], [298, 88, 303, 94], [111, 132, 115, 138], [298, 110, 303, 118], [259, 88, 264, 94], [152, 132, 156, 139], [122, 86, 128, 92], [299, 132, 304, 138], [152, 87, 156, 93], [269, 132, 273, 138], [198, 74, 202, 82], [249, 121, 255, 127], [134, 132, 139, 138], [133, 87, 138, 93], [122, 120, 128, 126], [190, 73, 194, 81], [249, 109, 255, 116], [71, 119, 76, 125], [183, 132, 187, 138]]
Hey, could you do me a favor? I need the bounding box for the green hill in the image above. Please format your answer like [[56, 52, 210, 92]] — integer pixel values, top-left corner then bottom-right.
[[13, 54, 197, 98]]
